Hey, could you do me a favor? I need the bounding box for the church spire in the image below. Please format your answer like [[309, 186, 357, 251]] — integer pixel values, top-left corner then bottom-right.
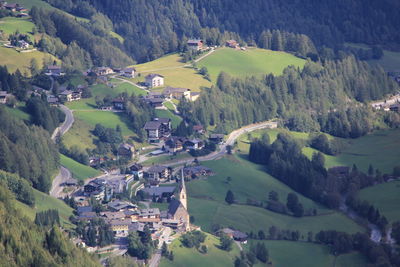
[[179, 168, 187, 210]]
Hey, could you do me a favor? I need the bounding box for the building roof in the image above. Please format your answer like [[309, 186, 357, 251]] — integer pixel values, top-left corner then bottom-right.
[[147, 165, 168, 174], [123, 67, 136, 72], [101, 211, 126, 220], [119, 143, 134, 150], [77, 206, 93, 214], [142, 186, 176, 197], [139, 208, 160, 216], [221, 228, 235, 235], [146, 98, 164, 104], [59, 90, 73, 95], [210, 134, 224, 139], [0, 91, 8, 97], [145, 73, 164, 79], [110, 219, 130, 226], [144, 120, 162, 130], [47, 65, 61, 70], [130, 164, 143, 171], [233, 230, 248, 239], [168, 198, 184, 216], [163, 87, 190, 95], [155, 118, 171, 124], [78, 211, 97, 219], [108, 200, 136, 211]]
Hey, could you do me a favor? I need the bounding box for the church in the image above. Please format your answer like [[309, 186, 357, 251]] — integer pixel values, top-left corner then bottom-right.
[[167, 169, 190, 231]]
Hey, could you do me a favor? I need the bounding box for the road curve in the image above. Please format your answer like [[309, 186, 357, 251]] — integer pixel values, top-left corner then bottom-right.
[[50, 166, 71, 197]]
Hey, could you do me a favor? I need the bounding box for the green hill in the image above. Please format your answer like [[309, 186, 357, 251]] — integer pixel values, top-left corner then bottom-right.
[[160, 233, 239, 267], [197, 48, 306, 80], [60, 154, 101, 181]]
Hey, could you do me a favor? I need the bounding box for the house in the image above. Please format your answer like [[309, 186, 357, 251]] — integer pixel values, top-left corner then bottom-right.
[[110, 220, 130, 237], [184, 139, 204, 150], [167, 174, 190, 231], [46, 65, 63, 76], [141, 186, 176, 201], [165, 136, 187, 153], [46, 95, 59, 106], [58, 90, 73, 102], [0, 91, 8, 104], [183, 165, 213, 178], [137, 208, 161, 223], [147, 91, 164, 99], [122, 67, 136, 78], [94, 67, 114, 76], [193, 125, 204, 134], [187, 39, 203, 51], [145, 97, 164, 108], [63, 178, 78, 187], [78, 212, 97, 221], [220, 228, 248, 243], [162, 87, 191, 100], [145, 74, 164, 88], [17, 40, 29, 49], [112, 98, 125, 110], [4, 3, 17, 11], [100, 211, 126, 221], [146, 165, 171, 181], [108, 200, 137, 212], [190, 92, 200, 101], [77, 206, 93, 215], [209, 134, 224, 143], [226, 40, 239, 48], [144, 118, 172, 142], [118, 143, 135, 159], [130, 164, 144, 179]]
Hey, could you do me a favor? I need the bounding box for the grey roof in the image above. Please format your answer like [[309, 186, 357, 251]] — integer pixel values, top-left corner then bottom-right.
[[0, 91, 8, 96], [130, 164, 143, 171], [144, 121, 162, 130], [147, 165, 168, 174], [120, 143, 134, 150], [108, 200, 136, 210], [140, 208, 160, 216], [156, 118, 171, 124], [146, 98, 164, 104], [168, 198, 183, 216], [47, 65, 61, 70], [233, 231, 248, 239], [222, 228, 235, 234], [210, 134, 224, 139], [77, 206, 93, 214], [78, 211, 97, 219], [146, 73, 164, 79], [163, 87, 190, 94], [142, 186, 176, 197], [123, 67, 136, 72], [59, 90, 73, 95], [110, 219, 130, 226]]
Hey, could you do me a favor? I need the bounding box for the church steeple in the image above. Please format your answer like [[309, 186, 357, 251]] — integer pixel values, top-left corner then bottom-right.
[[179, 168, 187, 210]]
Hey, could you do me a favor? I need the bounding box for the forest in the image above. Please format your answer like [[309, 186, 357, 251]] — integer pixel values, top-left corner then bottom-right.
[[43, 0, 400, 63], [178, 55, 399, 138]]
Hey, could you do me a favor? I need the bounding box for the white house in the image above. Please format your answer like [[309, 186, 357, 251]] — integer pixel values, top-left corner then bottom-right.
[[122, 67, 136, 78], [145, 74, 164, 88]]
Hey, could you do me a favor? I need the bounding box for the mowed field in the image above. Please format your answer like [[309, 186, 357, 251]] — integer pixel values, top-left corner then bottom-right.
[[246, 240, 367, 267], [0, 17, 35, 36], [0, 46, 56, 74], [187, 156, 364, 236], [197, 48, 306, 81], [132, 54, 212, 91], [60, 154, 101, 181], [159, 233, 239, 267]]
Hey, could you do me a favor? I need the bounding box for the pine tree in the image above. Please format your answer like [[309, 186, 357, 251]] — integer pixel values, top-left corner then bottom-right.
[[225, 190, 235, 205]]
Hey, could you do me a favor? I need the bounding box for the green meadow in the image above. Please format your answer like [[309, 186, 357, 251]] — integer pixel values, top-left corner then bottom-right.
[[159, 233, 239, 267], [60, 154, 101, 181], [197, 48, 306, 81], [0, 17, 35, 36], [62, 118, 98, 150], [246, 240, 367, 267], [155, 109, 182, 129], [187, 156, 364, 236]]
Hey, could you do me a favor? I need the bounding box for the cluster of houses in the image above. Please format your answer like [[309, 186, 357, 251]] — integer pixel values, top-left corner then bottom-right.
[[144, 86, 200, 108], [0, 2, 27, 14], [75, 173, 191, 241], [371, 93, 400, 112], [90, 66, 136, 78]]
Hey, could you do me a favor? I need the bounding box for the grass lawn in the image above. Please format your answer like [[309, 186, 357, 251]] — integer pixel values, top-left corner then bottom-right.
[[5, 104, 30, 121], [194, 156, 325, 212], [142, 152, 191, 166], [240, 128, 400, 174], [357, 180, 400, 223], [133, 54, 212, 91], [62, 118, 98, 150], [159, 233, 239, 267], [15, 188, 74, 229], [13, 0, 52, 9], [0, 46, 57, 74], [74, 110, 136, 137], [112, 81, 146, 96], [163, 101, 175, 111], [155, 109, 182, 129], [335, 252, 369, 267], [0, 17, 35, 36], [197, 48, 306, 81], [60, 154, 101, 181]]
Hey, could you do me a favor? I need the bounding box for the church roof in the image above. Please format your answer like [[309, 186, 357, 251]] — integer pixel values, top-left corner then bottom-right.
[[168, 198, 183, 216]]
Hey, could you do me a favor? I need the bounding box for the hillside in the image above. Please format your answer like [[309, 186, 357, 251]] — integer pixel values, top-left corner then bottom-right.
[[197, 48, 306, 80]]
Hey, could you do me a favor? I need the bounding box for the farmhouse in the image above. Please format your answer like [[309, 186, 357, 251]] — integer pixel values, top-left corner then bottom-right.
[[129, 164, 144, 179], [190, 92, 200, 101], [94, 66, 114, 76], [165, 136, 187, 153], [209, 134, 224, 143], [112, 98, 125, 110], [108, 200, 137, 212], [221, 228, 248, 243], [183, 165, 213, 178], [146, 165, 172, 182], [145, 97, 164, 108], [162, 87, 191, 100], [47, 95, 59, 106], [118, 143, 135, 159], [143, 118, 171, 142], [187, 39, 203, 51], [167, 171, 190, 231], [17, 40, 29, 49], [46, 65, 63, 76], [145, 74, 164, 88], [121, 67, 136, 78], [226, 40, 239, 48], [58, 90, 73, 102], [184, 139, 204, 150], [3, 3, 18, 11], [0, 91, 8, 104]]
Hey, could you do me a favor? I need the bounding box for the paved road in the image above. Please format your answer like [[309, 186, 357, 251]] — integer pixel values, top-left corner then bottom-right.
[[51, 105, 74, 140], [138, 120, 277, 168], [50, 166, 71, 197], [149, 249, 161, 267]]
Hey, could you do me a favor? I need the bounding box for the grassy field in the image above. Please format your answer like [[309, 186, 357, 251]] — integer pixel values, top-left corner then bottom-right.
[[133, 54, 212, 91], [13, 0, 52, 9], [0, 46, 57, 74], [187, 156, 364, 236], [345, 43, 400, 71], [246, 240, 367, 267], [74, 110, 135, 137], [5, 104, 30, 121], [197, 48, 306, 81], [239, 128, 400, 174], [0, 17, 35, 36], [62, 118, 98, 150], [60, 154, 101, 181], [15, 188, 74, 229], [357, 180, 400, 223], [154, 109, 182, 129], [142, 152, 191, 166], [159, 233, 239, 267]]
